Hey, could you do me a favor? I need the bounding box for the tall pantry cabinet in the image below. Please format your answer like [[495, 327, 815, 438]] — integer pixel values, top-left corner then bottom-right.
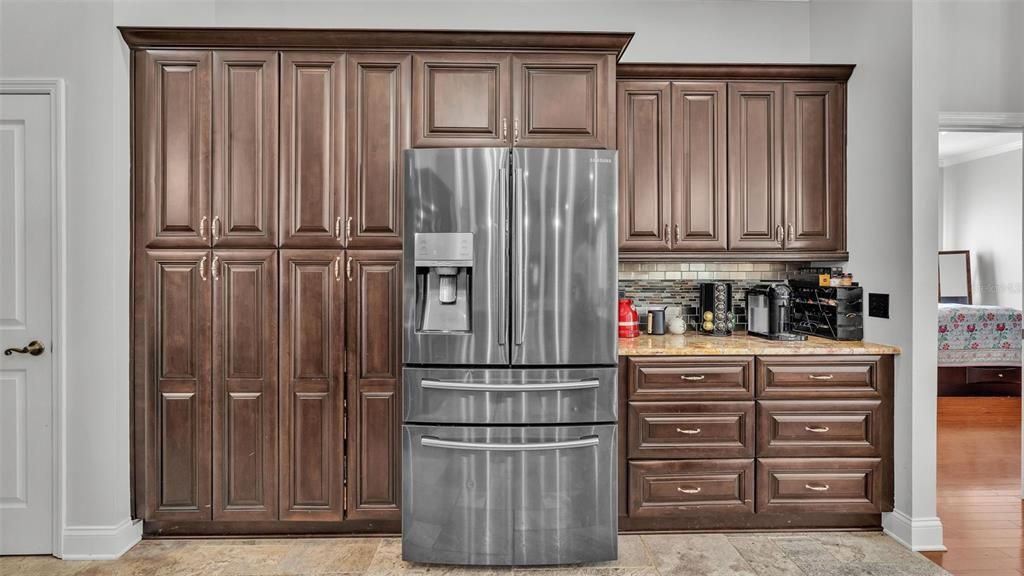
[[125, 27, 631, 535]]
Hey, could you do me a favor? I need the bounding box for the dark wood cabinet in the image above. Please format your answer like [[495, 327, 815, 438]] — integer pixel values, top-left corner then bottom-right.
[[345, 251, 402, 521], [629, 459, 754, 517], [279, 250, 345, 520], [783, 82, 845, 251], [138, 51, 212, 249], [143, 250, 213, 521], [346, 54, 410, 248], [212, 52, 279, 248], [617, 81, 671, 251], [671, 82, 727, 250], [628, 401, 754, 459], [727, 82, 784, 251], [212, 250, 278, 520], [280, 52, 346, 248], [512, 54, 613, 149], [756, 458, 882, 514], [412, 52, 511, 147]]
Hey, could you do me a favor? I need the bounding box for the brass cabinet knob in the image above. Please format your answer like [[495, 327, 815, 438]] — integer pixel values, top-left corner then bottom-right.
[[4, 340, 45, 356]]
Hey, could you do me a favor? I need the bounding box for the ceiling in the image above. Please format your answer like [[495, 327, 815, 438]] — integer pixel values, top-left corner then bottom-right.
[[939, 131, 1023, 167]]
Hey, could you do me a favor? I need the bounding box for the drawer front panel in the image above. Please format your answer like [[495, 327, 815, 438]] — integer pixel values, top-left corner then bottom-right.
[[629, 357, 754, 401], [757, 356, 880, 398], [629, 459, 754, 517], [629, 401, 754, 459], [756, 458, 881, 514], [967, 366, 1021, 385], [757, 400, 882, 457]]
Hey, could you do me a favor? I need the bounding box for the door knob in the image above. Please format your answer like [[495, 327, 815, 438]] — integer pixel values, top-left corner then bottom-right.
[[4, 340, 45, 356]]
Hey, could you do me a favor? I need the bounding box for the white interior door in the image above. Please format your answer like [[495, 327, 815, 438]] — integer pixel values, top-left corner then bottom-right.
[[0, 92, 54, 554]]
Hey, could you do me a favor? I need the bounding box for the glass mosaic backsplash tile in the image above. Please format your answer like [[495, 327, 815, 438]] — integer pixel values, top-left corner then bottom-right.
[[618, 261, 808, 331]]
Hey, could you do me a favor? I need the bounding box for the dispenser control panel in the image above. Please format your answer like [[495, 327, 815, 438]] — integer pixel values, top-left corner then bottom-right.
[[414, 233, 473, 267]]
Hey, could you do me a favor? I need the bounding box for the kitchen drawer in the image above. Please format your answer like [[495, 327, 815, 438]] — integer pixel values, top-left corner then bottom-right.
[[628, 401, 754, 459], [629, 459, 754, 517], [967, 366, 1022, 385], [628, 357, 754, 401], [757, 400, 882, 458], [756, 458, 882, 514], [756, 356, 880, 399]]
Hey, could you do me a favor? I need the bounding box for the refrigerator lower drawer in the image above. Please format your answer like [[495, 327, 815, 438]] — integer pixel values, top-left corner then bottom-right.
[[403, 366, 617, 424], [402, 424, 618, 566]]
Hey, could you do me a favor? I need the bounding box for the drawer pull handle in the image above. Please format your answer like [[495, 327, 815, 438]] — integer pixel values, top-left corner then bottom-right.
[[805, 426, 830, 433], [676, 428, 701, 435], [680, 375, 706, 381], [677, 486, 702, 494], [808, 374, 834, 381], [805, 483, 830, 492]]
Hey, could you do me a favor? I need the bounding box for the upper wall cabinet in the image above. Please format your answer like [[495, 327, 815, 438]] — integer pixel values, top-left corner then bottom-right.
[[413, 52, 617, 149], [616, 64, 853, 260], [280, 52, 347, 248], [512, 54, 614, 149], [347, 54, 410, 248]]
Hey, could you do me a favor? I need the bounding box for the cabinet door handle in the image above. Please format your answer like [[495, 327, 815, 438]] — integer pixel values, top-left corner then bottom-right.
[[676, 428, 701, 435], [212, 216, 222, 241], [787, 223, 794, 241], [502, 117, 508, 142], [776, 224, 784, 247], [676, 486, 702, 494], [346, 216, 353, 243], [199, 216, 209, 241], [680, 375, 705, 381], [513, 117, 520, 144], [805, 483, 830, 492], [664, 224, 670, 244], [346, 256, 353, 282], [334, 256, 341, 282], [199, 255, 208, 281], [805, 426, 830, 433], [334, 217, 342, 240], [211, 255, 220, 281], [808, 374, 834, 381], [674, 224, 680, 243]]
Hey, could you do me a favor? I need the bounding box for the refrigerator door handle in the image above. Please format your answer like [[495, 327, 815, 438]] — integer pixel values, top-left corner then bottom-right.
[[420, 379, 600, 392], [420, 435, 600, 452], [513, 167, 526, 346], [496, 167, 507, 347]]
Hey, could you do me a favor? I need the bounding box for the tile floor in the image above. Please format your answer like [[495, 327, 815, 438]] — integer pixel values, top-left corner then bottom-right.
[[1, 532, 948, 575]]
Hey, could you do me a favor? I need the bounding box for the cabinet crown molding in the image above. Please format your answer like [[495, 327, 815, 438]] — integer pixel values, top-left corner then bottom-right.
[[118, 27, 634, 60], [617, 63, 855, 82]]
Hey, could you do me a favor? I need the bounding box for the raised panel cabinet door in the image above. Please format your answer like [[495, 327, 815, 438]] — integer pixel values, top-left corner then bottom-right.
[[784, 82, 845, 252], [617, 82, 671, 251], [281, 52, 346, 248], [212, 51, 279, 247], [412, 53, 511, 147], [511, 53, 613, 149], [671, 82, 728, 250], [279, 250, 345, 520], [143, 250, 212, 521], [346, 251, 402, 520], [212, 250, 278, 521], [139, 50, 212, 249], [727, 83, 784, 251], [346, 54, 411, 248]]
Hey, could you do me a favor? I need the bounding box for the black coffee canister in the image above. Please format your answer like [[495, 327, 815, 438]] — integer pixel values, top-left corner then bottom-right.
[[646, 307, 667, 335]]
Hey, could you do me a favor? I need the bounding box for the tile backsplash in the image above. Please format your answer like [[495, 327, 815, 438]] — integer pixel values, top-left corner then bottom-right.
[[618, 261, 808, 331]]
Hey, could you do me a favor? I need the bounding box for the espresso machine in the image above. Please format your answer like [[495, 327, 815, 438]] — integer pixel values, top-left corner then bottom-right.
[[746, 284, 807, 341]]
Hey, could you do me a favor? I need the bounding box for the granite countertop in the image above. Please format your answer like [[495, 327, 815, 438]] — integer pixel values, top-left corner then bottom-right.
[[619, 331, 902, 356]]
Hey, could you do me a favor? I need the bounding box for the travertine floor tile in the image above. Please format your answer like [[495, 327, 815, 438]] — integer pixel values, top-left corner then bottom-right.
[[727, 535, 806, 576], [641, 533, 757, 576]]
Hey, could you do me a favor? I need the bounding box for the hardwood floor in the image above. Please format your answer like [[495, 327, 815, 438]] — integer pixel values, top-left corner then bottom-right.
[[924, 396, 1023, 575]]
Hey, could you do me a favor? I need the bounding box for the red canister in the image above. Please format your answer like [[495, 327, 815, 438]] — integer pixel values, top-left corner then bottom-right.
[[618, 298, 640, 338]]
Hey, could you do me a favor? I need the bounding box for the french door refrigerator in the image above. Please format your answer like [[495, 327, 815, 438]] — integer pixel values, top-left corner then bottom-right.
[[402, 147, 618, 566]]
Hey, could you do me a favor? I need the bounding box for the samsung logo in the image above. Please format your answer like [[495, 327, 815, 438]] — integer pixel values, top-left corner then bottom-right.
[[589, 158, 613, 164]]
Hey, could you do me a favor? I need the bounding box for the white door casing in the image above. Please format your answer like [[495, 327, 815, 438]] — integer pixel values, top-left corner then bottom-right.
[[0, 91, 54, 554]]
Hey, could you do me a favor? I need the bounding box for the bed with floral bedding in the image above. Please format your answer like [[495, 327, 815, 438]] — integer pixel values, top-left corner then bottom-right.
[[938, 303, 1023, 367]]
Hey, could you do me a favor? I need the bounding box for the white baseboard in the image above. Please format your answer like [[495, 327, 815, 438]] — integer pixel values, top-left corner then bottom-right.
[[59, 518, 142, 560], [883, 510, 946, 552]]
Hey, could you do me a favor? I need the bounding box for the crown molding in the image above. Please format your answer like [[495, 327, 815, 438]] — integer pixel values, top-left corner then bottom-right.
[[616, 63, 855, 81]]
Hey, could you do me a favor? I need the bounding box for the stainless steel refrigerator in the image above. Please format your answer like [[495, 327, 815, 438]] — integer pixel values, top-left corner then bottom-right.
[[402, 147, 618, 566]]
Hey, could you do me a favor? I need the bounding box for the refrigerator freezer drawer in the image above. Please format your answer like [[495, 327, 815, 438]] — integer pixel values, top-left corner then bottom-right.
[[402, 424, 618, 566], [403, 366, 617, 424]]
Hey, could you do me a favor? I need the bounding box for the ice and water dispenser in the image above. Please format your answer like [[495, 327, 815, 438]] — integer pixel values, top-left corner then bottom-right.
[[413, 232, 473, 333]]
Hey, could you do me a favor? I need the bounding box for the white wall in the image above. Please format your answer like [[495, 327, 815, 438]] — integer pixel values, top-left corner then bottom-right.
[[0, 0, 811, 557], [941, 149, 1024, 310]]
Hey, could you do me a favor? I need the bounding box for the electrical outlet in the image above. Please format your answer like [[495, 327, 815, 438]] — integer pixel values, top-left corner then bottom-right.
[[868, 293, 890, 319]]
